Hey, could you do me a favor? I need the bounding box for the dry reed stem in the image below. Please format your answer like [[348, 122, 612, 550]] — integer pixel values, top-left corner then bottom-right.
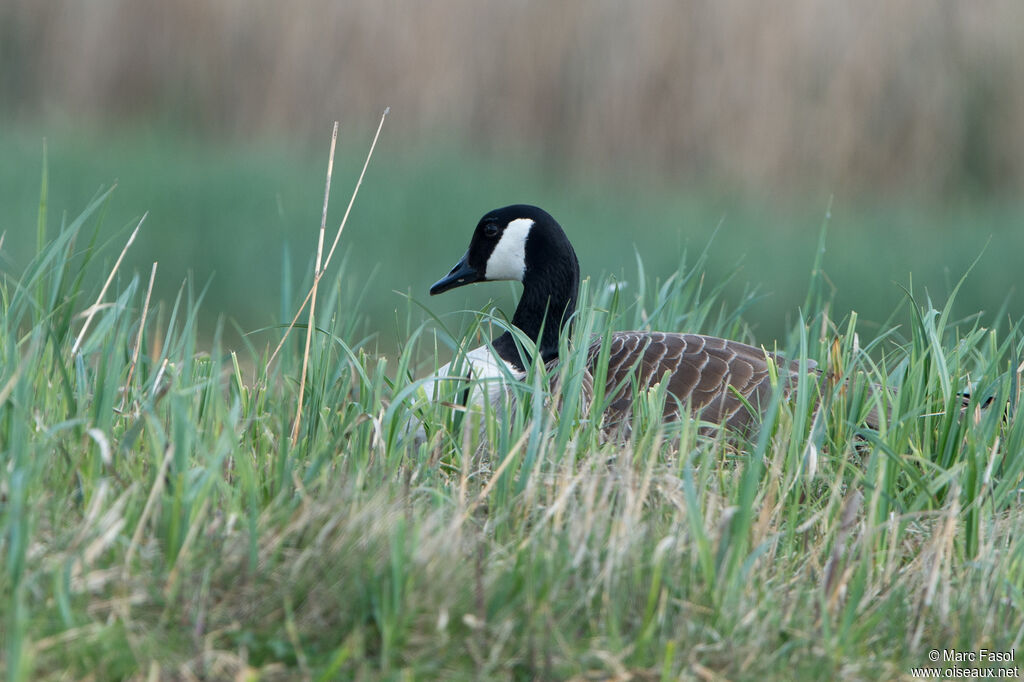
[[265, 108, 389, 377], [291, 121, 339, 444], [321, 108, 388, 270], [149, 357, 169, 400], [120, 260, 157, 412], [71, 213, 146, 355], [123, 445, 175, 570]]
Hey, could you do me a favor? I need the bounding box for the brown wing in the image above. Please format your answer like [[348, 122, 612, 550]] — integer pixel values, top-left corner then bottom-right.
[[589, 332, 814, 433]]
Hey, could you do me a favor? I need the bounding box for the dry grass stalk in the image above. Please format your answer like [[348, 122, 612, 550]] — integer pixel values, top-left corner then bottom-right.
[[123, 445, 175, 570], [322, 107, 389, 270], [149, 357, 169, 400], [120, 260, 157, 412], [265, 108, 389, 378], [71, 213, 146, 356], [291, 121, 339, 444]]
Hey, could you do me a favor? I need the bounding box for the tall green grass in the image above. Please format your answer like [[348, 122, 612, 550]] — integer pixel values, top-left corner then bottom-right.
[[1, 176, 1023, 680]]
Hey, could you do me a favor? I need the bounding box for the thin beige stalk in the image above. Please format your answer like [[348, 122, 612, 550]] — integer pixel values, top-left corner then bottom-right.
[[121, 261, 157, 412], [71, 213, 146, 355], [266, 108, 389, 376], [291, 122, 339, 444], [123, 445, 175, 570]]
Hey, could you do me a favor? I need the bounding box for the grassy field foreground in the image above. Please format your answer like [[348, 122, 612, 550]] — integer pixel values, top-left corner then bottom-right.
[[2, 176, 1024, 680]]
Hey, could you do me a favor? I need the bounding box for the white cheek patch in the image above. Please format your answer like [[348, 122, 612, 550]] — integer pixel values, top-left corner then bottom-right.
[[485, 218, 532, 281]]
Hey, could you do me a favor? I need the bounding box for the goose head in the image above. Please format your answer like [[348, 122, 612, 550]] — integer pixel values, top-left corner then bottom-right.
[[430, 205, 580, 368]]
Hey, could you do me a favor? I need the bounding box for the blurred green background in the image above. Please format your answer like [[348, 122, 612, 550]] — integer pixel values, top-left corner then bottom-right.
[[2, 1, 1022, 353]]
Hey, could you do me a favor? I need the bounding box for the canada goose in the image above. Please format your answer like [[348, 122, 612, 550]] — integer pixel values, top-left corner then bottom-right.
[[428, 204, 813, 434]]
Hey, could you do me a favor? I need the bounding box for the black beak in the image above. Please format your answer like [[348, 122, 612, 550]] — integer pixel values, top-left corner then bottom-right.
[[430, 252, 482, 295]]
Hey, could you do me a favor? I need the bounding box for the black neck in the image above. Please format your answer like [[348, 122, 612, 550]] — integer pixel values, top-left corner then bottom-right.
[[492, 250, 579, 371]]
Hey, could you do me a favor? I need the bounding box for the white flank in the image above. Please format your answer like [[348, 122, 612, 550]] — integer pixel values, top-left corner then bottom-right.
[[405, 345, 524, 446], [485, 218, 532, 281], [432, 345, 521, 407]]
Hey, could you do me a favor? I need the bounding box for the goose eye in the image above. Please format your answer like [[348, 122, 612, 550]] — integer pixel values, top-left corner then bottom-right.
[[483, 224, 500, 238]]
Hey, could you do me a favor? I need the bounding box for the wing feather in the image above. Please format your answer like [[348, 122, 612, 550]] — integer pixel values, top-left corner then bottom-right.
[[587, 331, 816, 434]]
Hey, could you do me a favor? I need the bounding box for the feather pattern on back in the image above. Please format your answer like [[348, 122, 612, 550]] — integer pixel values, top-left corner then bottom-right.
[[589, 332, 814, 434]]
